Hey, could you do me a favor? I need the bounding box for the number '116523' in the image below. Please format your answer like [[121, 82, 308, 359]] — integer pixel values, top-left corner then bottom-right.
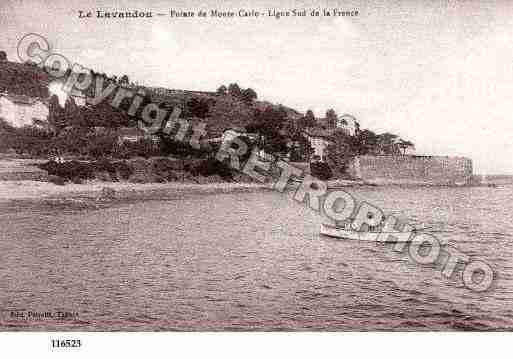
[[51, 339, 81, 348]]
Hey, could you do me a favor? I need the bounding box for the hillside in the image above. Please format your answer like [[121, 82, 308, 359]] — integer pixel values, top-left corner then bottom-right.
[[146, 87, 257, 136], [146, 87, 302, 137], [0, 61, 303, 137]]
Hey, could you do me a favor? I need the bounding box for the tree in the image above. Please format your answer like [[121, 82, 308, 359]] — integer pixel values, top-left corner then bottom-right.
[[64, 96, 84, 127], [85, 130, 118, 158], [185, 97, 210, 119], [353, 129, 379, 155], [377, 132, 400, 155], [119, 75, 129, 85], [0, 118, 14, 152], [241, 88, 258, 104], [326, 109, 338, 128], [47, 95, 67, 134], [54, 126, 91, 156], [228, 83, 242, 97], [247, 106, 288, 154], [216, 85, 227, 95], [304, 109, 316, 127], [293, 132, 313, 161], [354, 121, 361, 135], [326, 129, 352, 176], [296, 109, 316, 129], [398, 139, 415, 155], [310, 161, 333, 180], [0, 51, 6, 61]]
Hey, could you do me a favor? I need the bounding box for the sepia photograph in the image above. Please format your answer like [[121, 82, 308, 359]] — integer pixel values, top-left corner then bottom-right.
[[0, 0, 512, 355]]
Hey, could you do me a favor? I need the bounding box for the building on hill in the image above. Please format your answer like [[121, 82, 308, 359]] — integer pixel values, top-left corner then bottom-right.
[[302, 128, 336, 162], [0, 92, 48, 127], [206, 127, 280, 159], [316, 113, 358, 136], [337, 114, 358, 136], [71, 91, 87, 107]]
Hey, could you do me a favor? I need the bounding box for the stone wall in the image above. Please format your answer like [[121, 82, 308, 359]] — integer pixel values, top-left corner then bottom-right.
[[347, 155, 473, 185]]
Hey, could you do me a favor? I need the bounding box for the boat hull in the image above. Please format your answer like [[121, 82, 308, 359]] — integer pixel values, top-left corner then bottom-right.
[[320, 224, 412, 242]]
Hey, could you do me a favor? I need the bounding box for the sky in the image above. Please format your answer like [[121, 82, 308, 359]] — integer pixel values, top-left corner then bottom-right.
[[1, 0, 512, 174]]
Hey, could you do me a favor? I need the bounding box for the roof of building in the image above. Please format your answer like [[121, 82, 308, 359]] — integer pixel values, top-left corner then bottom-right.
[[339, 113, 356, 121], [315, 114, 357, 128]]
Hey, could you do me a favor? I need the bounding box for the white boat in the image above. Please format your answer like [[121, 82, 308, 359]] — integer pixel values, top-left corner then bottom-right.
[[320, 222, 414, 242]]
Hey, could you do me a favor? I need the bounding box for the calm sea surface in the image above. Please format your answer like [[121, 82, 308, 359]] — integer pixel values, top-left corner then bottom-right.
[[1, 185, 512, 331]]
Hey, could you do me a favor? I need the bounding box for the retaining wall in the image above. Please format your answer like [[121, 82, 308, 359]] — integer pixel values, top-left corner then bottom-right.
[[347, 155, 473, 185]]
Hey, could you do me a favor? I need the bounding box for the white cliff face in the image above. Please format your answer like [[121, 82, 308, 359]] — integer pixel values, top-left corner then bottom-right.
[[0, 94, 49, 128]]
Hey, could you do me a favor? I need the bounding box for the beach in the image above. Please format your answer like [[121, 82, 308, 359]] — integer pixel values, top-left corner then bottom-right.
[[0, 179, 273, 204]]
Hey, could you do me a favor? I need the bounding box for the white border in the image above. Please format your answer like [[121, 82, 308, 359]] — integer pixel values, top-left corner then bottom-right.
[[0, 332, 509, 359]]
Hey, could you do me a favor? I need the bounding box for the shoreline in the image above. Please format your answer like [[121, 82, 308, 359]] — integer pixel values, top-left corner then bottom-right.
[[0, 168, 507, 210], [0, 180, 274, 207], [0, 177, 504, 205]]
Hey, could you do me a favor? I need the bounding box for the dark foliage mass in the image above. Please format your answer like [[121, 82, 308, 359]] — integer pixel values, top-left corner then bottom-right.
[[310, 161, 333, 181], [218, 83, 257, 104], [247, 106, 288, 154], [184, 98, 211, 119], [191, 157, 234, 180], [0, 60, 49, 98], [39, 160, 95, 182], [38, 159, 134, 183], [114, 139, 162, 159]]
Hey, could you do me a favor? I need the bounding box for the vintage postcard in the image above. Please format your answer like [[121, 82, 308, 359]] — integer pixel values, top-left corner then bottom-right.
[[0, 0, 512, 353]]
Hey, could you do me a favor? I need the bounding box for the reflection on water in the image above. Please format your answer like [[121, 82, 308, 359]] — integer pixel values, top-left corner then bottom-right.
[[0, 186, 512, 330]]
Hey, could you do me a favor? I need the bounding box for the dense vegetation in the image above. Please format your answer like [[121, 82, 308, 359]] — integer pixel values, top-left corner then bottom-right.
[[0, 59, 414, 182], [0, 60, 49, 98]]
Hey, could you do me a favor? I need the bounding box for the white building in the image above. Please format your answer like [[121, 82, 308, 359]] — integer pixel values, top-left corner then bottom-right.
[[337, 114, 358, 136], [69, 91, 87, 107], [0, 93, 49, 127], [303, 128, 334, 162], [217, 127, 279, 160]]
